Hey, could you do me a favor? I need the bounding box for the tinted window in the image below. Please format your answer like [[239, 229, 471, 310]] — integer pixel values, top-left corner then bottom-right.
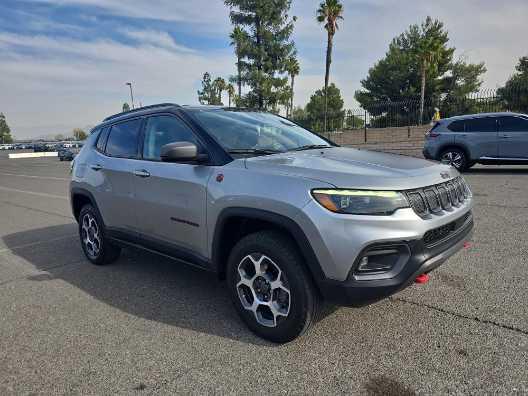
[[465, 117, 496, 133], [96, 127, 109, 152], [498, 116, 528, 132], [142, 115, 199, 160], [447, 120, 465, 132], [105, 119, 142, 158]]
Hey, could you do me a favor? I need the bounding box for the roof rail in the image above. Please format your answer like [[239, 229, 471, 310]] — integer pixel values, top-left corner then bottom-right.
[[103, 103, 180, 122]]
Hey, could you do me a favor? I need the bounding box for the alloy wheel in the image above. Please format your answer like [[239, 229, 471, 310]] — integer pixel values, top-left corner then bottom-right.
[[441, 151, 464, 169], [81, 213, 101, 259], [236, 253, 291, 327]]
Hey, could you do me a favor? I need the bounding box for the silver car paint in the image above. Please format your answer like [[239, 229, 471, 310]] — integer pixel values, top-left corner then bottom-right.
[[72, 133, 472, 283]]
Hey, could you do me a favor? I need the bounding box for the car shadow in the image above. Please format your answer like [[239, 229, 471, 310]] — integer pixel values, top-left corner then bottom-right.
[[2, 224, 275, 346]]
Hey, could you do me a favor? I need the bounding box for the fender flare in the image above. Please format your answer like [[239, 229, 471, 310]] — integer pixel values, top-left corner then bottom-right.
[[70, 187, 104, 225], [211, 207, 327, 288]]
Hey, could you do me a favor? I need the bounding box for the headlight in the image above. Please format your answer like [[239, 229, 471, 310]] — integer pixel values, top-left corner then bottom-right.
[[311, 189, 409, 215]]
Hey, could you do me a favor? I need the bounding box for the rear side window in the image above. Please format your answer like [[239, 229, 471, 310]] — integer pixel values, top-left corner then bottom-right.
[[96, 127, 109, 152], [465, 117, 496, 133], [447, 120, 465, 132], [498, 116, 528, 132], [105, 119, 142, 158]]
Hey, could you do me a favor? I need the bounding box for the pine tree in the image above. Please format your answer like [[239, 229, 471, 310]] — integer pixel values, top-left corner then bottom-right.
[[224, 0, 297, 110]]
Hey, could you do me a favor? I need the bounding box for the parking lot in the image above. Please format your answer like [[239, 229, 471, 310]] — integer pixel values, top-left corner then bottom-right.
[[0, 151, 527, 394]]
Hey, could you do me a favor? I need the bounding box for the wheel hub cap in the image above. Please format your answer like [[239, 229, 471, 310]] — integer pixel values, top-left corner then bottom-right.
[[441, 151, 463, 168], [81, 213, 101, 259], [236, 254, 291, 328]]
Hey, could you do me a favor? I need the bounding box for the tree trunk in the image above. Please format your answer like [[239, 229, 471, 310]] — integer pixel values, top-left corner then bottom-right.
[[237, 55, 242, 101], [290, 75, 295, 118], [419, 60, 426, 125], [256, 17, 264, 109], [324, 33, 333, 132]]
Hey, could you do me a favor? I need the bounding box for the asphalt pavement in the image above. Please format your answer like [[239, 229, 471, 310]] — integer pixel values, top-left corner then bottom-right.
[[0, 151, 527, 394]]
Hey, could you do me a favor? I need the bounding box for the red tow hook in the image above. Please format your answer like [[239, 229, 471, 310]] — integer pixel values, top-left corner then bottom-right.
[[415, 273, 430, 284]]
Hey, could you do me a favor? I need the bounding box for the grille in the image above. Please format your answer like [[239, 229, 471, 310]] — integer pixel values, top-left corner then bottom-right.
[[405, 177, 471, 218], [423, 212, 472, 247]]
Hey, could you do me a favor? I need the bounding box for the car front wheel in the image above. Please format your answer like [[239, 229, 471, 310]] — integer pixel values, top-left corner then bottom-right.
[[226, 231, 320, 343]]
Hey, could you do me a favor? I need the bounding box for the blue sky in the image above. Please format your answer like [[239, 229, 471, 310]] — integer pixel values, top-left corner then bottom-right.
[[1, 0, 527, 138]]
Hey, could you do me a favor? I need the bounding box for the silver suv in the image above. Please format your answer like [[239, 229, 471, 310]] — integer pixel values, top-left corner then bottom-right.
[[423, 112, 528, 171], [70, 104, 474, 342]]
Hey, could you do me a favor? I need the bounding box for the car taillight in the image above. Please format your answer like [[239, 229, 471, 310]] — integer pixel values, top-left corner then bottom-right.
[[426, 122, 441, 138]]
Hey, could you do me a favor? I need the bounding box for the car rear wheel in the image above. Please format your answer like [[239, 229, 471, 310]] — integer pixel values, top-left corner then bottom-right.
[[440, 148, 469, 171], [226, 231, 321, 343], [79, 204, 121, 265]]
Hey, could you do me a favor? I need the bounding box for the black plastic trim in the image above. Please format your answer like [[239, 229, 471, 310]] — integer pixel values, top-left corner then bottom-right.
[[319, 213, 474, 307], [106, 228, 213, 272], [212, 207, 327, 288]]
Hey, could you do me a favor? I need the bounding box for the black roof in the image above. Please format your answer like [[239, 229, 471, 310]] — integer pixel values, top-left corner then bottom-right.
[[103, 103, 181, 122]]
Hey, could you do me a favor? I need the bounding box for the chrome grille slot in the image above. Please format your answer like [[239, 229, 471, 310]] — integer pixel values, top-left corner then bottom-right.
[[405, 177, 471, 218]]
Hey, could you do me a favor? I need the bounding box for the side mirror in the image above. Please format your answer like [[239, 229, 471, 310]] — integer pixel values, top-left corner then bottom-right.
[[160, 141, 209, 163]]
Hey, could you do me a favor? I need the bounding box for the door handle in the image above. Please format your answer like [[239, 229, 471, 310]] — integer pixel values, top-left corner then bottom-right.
[[133, 169, 150, 178], [500, 135, 511, 139], [90, 164, 103, 171]]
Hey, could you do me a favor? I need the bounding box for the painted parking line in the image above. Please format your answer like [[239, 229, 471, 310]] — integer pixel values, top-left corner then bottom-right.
[[0, 186, 68, 200], [0, 172, 69, 181]]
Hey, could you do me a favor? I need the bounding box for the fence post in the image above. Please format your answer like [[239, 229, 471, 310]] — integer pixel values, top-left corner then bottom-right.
[[364, 110, 367, 143]]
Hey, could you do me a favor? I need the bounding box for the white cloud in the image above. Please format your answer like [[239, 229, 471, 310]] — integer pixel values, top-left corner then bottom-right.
[[121, 29, 195, 53], [0, 32, 234, 138]]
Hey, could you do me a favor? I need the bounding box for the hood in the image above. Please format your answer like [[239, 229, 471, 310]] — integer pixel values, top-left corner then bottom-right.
[[244, 147, 458, 190]]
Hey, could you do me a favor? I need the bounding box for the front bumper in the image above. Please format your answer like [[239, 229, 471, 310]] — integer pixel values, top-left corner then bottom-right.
[[422, 146, 436, 160], [318, 212, 474, 306]]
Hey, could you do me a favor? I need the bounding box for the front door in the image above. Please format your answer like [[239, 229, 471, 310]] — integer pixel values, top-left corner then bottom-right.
[[497, 115, 528, 158], [132, 114, 213, 259]]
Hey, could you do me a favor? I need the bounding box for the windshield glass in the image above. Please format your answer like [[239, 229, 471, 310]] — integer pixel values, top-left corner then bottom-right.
[[189, 109, 332, 154]]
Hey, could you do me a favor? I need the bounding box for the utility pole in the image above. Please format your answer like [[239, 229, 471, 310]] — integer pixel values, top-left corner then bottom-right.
[[126, 82, 135, 109]]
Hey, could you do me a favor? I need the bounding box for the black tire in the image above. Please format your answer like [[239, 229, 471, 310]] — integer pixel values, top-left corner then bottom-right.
[[78, 204, 121, 265], [59, 157, 64, 161], [226, 231, 320, 343], [440, 147, 469, 171]]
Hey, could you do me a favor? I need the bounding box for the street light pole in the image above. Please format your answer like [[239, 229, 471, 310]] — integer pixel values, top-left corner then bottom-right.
[[126, 82, 135, 109]]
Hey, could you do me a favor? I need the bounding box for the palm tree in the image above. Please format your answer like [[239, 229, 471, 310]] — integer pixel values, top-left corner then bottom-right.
[[415, 17, 444, 124], [317, 0, 343, 132], [229, 26, 248, 99], [213, 77, 226, 105], [285, 57, 300, 118], [226, 84, 236, 107]]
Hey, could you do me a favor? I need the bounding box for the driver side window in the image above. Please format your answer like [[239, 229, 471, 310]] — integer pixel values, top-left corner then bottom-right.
[[143, 115, 199, 161]]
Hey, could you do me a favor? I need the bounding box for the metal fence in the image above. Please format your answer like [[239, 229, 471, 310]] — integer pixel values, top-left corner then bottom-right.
[[293, 86, 528, 133]]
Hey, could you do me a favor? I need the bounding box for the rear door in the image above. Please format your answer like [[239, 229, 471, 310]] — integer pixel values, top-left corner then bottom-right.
[[131, 114, 213, 259], [497, 115, 528, 158], [455, 117, 498, 159], [93, 118, 142, 233]]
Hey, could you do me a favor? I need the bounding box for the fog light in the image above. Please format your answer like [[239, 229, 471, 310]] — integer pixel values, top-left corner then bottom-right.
[[353, 244, 411, 279], [356, 250, 397, 273]]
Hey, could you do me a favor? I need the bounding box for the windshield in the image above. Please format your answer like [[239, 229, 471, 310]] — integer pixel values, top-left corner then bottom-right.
[[189, 109, 332, 154]]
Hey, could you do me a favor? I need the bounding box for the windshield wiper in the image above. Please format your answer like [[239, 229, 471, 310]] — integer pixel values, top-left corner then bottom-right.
[[228, 148, 282, 156], [289, 144, 332, 152]]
